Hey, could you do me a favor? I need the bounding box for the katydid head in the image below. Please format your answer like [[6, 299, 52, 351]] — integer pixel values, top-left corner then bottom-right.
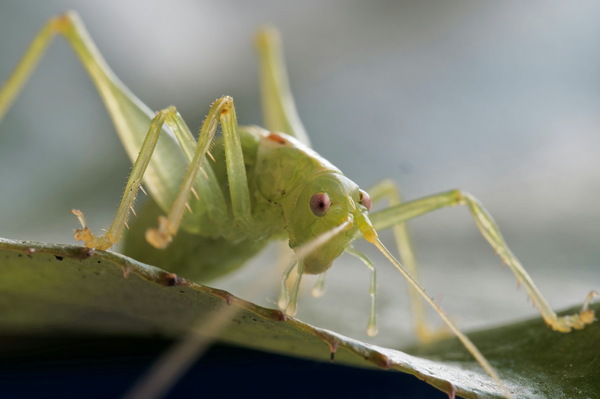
[[285, 173, 376, 274]]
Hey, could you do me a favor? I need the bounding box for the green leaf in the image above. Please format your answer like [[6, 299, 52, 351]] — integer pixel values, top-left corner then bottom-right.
[[0, 237, 597, 398]]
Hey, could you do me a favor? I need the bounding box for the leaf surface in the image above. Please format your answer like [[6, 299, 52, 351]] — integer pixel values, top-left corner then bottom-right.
[[0, 238, 597, 398]]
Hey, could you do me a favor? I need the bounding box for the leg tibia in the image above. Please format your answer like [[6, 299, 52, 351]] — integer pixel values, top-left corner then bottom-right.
[[74, 107, 177, 249], [145, 96, 254, 249], [370, 188, 596, 332], [345, 246, 378, 337], [368, 179, 444, 342], [1, 12, 194, 249], [255, 28, 310, 145], [460, 191, 597, 332], [0, 15, 59, 119]]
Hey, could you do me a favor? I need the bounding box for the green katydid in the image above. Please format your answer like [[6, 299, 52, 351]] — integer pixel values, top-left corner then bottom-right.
[[0, 11, 597, 396]]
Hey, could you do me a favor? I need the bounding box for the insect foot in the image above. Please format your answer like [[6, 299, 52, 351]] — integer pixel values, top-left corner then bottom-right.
[[145, 215, 174, 249], [550, 290, 598, 332], [71, 209, 114, 250]]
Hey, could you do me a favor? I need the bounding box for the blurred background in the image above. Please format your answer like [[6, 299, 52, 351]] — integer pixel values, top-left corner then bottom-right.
[[1, 0, 600, 350]]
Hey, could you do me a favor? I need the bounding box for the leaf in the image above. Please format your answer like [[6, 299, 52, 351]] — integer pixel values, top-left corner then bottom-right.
[[0, 237, 597, 398], [407, 305, 600, 399]]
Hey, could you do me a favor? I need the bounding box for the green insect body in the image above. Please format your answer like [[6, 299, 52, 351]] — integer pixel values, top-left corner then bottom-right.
[[125, 128, 371, 281], [1, 12, 597, 396]]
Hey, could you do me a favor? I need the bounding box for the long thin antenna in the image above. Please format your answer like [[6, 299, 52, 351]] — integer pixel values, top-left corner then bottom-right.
[[372, 238, 513, 399]]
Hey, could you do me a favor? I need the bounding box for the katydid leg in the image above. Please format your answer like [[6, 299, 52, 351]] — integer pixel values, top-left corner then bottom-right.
[[345, 246, 378, 337], [146, 96, 254, 248], [369, 189, 597, 332], [0, 12, 247, 251], [74, 105, 224, 250], [0, 12, 189, 214], [73, 107, 174, 249], [368, 179, 452, 342], [279, 261, 304, 317], [255, 28, 310, 145]]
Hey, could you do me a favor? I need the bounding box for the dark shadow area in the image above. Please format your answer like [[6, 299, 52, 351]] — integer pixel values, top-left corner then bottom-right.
[[0, 335, 449, 399]]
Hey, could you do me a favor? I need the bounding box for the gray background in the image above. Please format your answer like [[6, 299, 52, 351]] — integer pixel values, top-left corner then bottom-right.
[[1, 1, 599, 347]]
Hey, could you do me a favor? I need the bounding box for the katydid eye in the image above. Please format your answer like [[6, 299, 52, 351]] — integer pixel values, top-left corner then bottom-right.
[[359, 189, 372, 211], [309, 192, 331, 217]]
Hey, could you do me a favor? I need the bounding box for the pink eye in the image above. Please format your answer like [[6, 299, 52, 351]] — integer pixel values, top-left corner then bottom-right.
[[359, 189, 372, 211], [310, 192, 331, 217]]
